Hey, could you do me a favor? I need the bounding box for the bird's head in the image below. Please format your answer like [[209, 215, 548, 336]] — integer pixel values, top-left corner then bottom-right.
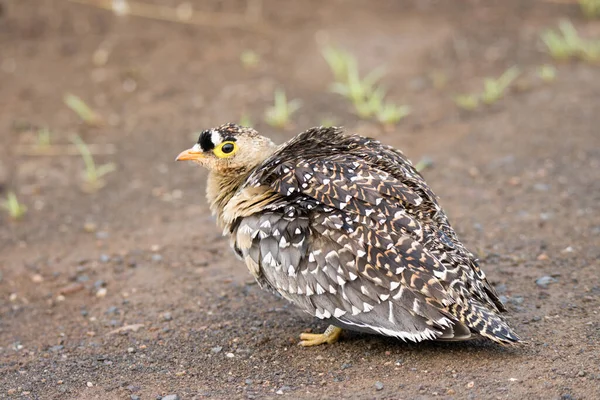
[[176, 123, 277, 174]]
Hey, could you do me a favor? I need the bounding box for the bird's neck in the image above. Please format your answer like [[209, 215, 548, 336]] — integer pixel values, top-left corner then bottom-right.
[[206, 168, 252, 229]]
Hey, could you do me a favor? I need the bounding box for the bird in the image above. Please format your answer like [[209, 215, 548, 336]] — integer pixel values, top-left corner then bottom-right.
[[176, 123, 520, 347]]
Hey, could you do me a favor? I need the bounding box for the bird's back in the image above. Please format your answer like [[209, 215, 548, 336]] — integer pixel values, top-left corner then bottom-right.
[[229, 127, 519, 344]]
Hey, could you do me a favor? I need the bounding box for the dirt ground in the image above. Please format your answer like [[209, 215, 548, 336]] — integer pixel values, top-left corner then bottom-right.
[[1, 0, 599, 399]]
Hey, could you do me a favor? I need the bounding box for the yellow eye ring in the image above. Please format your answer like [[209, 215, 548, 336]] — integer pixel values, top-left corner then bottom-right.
[[213, 141, 238, 158]]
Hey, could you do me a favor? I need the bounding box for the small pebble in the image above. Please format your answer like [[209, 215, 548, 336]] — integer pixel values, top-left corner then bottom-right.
[[86, 382, 93, 387], [162, 312, 173, 321], [106, 306, 118, 315], [131, 396, 141, 400], [127, 347, 135, 353], [151, 254, 163, 262], [60, 283, 84, 295], [31, 274, 44, 283], [467, 381, 475, 388], [99, 254, 111, 263], [226, 352, 235, 358], [341, 362, 352, 370], [537, 253, 549, 261], [211, 346, 222, 353], [96, 288, 108, 298], [578, 371, 586, 377], [83, 222, 97, 233], [245, 379, 253, 385], [536, 276, 557, 288], [374, 381, 384, 391], [161, 395, 180, 400]]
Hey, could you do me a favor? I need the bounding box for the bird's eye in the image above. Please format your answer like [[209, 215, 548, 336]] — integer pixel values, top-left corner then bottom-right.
[[222, 143, 235, 153], [213, 141, 238, 158]]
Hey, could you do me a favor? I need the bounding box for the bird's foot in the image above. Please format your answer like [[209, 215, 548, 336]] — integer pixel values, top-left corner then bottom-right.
[[298, 325, 342, 347]]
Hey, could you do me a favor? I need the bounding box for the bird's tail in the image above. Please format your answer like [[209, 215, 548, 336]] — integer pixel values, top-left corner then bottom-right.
[[449, 301, 521, 344]]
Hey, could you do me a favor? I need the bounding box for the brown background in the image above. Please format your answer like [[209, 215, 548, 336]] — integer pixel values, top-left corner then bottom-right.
[[1, 1, 599, 399]]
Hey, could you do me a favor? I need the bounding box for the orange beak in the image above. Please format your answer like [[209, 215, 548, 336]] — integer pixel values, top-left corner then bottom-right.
[[175, 147, 204, 161]]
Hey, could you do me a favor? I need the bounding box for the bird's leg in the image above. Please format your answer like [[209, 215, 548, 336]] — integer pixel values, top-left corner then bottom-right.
[[298, 325, 343, 347]]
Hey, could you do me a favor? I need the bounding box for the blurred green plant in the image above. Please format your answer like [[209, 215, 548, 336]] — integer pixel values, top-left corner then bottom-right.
[[376, 103, 411, 126], [321, 46, 354, 83], [414, 157, 434, 173], [240, 50, 260, 69], [580, 0, 600, 18], [329, 59, 386, 106], [541, 20, 600, 62], [454, 66, 520, 110], [36, 127, 51, 148], [453, 94, 480, 111], [239, 112, 253, 127], [64, 94, 103, 126], [70, 134, 116, 192], [481, 66, 520, 105], [537, 64, 557, 82], [319, 116, 339, 127], [1, 192, 27, 220], [322, 45, 410, 127], [264, 89, 301, 129], [352, 86, 386, 119]]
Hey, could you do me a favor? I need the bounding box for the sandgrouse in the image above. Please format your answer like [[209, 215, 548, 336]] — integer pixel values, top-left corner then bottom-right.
[[176, 123, 520, 346]]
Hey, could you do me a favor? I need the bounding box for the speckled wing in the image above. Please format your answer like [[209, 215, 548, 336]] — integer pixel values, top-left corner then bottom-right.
[[237, 127, 519, 343]]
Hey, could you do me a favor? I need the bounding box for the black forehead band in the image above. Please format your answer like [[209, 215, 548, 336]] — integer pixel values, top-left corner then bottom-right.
[[198, 131, 214, 151], [197, 130, 236, 151]]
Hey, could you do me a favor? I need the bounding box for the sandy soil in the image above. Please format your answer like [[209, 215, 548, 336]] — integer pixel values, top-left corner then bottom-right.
[[1, 1, 599, 399]]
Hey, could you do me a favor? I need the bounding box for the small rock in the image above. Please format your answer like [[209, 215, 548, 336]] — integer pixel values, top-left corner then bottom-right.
[[86, 382, 93, 387], [106, 306, 118, 315], [161, 395, 180, 400], [211, 346, 222, 353], [7, 388, 16, 395], [536, 276, 557, 288], [578, 370, 586, 377], [374, 381, 384, 391], [245, 379, 253, 385], [96, 287, 108, 298], [31, 274, 44, 283], [162, 312, 172, 321], [151, 254, 163, 263], [226, 352, 235, 358], [94, 280, 106, 289], [536, 253, 549, 261], [341, 362, 352, 370], [561, 246, 574, 254], [83, 222, 97, 233], [127, 347, 135, 353], [59, 282, 84, 295], [467, 381, 475, 388], [99, 254, 111, 263], [131, 396, 141, 400]]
